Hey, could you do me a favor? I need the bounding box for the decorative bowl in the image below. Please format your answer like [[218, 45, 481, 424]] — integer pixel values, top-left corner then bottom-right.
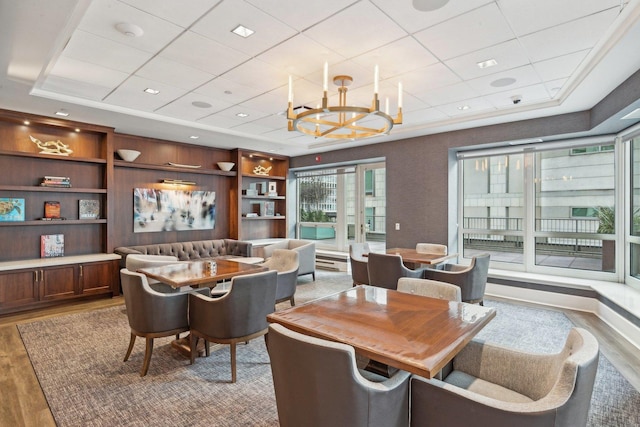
[[217, 162, 235, 171], [117, 149, 141, 162]]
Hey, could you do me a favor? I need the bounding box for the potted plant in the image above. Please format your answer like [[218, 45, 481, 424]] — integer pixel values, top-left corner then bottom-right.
[[595, 206, 615, 272]]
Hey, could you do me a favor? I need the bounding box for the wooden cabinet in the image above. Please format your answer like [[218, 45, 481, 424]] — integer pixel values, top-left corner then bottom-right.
[[0, 108, 119, 314], [231, 149, 289, 240]]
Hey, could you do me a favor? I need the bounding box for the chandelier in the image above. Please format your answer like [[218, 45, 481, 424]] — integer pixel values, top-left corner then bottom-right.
[[287, 63, 403, 140]]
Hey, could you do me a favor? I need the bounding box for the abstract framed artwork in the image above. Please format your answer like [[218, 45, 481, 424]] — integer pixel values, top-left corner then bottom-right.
[[133, 188, 216, 233]]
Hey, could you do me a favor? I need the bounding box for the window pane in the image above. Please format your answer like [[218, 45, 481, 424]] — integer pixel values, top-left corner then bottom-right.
[[461, 154, 524, 265], [631, 137, 640, 236], [535, 144, 615, 272]]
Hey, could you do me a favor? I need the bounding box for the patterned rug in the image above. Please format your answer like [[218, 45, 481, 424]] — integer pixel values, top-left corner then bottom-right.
[[18, 271, 640, 426]]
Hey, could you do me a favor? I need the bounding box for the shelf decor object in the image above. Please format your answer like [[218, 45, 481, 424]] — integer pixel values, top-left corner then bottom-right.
[[44, 201, 61, 219], [253, 165, 272, 176], [41, 176, 71, 188], [41, 234, 64, 258], [286, 63, 402, 140], [0, 198, 25, 221], [217, 162, 235, 171], [29, 135, 73, 156], [116, 149, 141, 162], [166, 162, 201, 169], [79, 199, 100, 219]]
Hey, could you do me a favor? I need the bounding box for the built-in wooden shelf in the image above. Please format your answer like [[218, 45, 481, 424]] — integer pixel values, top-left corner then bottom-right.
[[0, 219, 107, 226], [0, 150, 106, 164], [0, 185, 106, 193], [114, 160, 236, 176]]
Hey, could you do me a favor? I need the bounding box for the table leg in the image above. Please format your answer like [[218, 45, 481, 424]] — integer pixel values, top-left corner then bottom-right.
[[364, 359, 398, 378]]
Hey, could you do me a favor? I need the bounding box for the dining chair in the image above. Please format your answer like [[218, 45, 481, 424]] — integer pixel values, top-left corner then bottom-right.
[[120, 268, 209, 376], [188, 269, 278, 382], [260, 248, 299, 306], [125, 253, 182, 293], [410, 328, 599, 427], [267, 323, 410, 427], [349, 242, 370, 286], [415, 243, 448, 269], [422, 253, 490, 304], [367, 252, 425, 290], [397, 277, 461, 302]]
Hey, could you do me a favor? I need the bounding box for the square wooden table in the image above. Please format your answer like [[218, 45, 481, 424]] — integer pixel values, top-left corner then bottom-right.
[[386, 247, 457, 265], [267, 285, 495, 378], [137, 259, 267, 288]]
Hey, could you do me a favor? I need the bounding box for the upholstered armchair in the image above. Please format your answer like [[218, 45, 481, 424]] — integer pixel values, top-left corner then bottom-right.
[[188, 270, 278, 382], [260, 249, 299, 306], [397, 277, 461, 302], [349, 242, 370, 286], [415, 243, 448, 269], [367, 252, 425, 290], [125, 253, 182, 293], [422, 253, 490, 304], [260, 239, 316, 280], [267, 323, 410, 427], [120, 269, 210, 376], [410, 328, 599, 427]]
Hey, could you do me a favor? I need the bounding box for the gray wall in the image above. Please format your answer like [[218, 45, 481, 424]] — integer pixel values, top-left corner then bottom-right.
[[290, 68, 640, 251]]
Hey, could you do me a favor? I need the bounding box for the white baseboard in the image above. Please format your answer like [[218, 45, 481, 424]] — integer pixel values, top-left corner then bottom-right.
[[486, 282, 640, 351]]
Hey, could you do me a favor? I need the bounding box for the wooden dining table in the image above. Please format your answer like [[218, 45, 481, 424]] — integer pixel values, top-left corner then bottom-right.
[[385, 247, 457, 266], [137, 259, 267, 289], [267, 285, 496, 379]]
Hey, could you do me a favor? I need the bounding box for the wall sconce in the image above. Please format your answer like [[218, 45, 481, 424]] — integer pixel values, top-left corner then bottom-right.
[[161, 179, 196, 186]]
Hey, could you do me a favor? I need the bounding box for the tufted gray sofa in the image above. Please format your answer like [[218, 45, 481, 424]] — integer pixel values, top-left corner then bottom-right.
[[114, 239, 252, 270]]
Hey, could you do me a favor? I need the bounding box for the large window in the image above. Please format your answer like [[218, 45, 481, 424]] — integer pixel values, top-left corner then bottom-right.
[[459, 139, 617, 278]]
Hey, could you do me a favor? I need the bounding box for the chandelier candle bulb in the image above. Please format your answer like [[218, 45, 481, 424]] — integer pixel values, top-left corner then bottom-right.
[[398, 82, 403, 109], [323, 62, 328, 93], [374, 65, 379, 95], [288, 76, 293, 103]]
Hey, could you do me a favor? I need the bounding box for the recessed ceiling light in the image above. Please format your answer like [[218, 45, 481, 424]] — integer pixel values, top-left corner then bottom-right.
[[189, 135, 199, 139], [236, 112, 249, 118], [23, 120, 29, 125], [192, 101, 212, 108], [224, 90, 232, 95], [55, 110, 69, 117], [115, 22, 144, 38], [231, 25, 254, 38], [621, 107, 640, 120], [457, 105, 470, 111], [75, 128, 80, 133], [143, 88, 160, 95], [491, 77, 516, 88], [477, 59, 497, 69]]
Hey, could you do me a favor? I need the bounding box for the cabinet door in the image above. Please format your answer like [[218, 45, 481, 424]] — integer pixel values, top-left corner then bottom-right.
[[0, 270, 39, 310], [80, 261, 115, 295], [40, 265, 76, 301]]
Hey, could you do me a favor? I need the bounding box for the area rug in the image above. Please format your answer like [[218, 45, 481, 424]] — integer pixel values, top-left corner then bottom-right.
[[18, 271, 640, 426]]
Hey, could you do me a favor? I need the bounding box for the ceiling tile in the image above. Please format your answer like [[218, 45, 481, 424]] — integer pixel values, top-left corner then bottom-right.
[[402, 106, 449, 124], [155, 92, 232, 121], [160, 31, 250, 76], [444, 39, 530, 80], [544, 78, 569, 98], [221, 59, 289, 94], [418, 82, 482, 106], [303, 1, 407, 59], [48, 56, 128, 88], [248, 113, 289, 130], [437, 96, 496, 117], [230, 122, 275, 135], [195, 76, 262, 105], [214, 105, 271, 122], [483, 83, 552, 108], [136, 57, 215, 91], [40, 76, 114, 101], [371, 0, 495, 34], [240, 90, 287, 115], [499, 0, 621, 37], [413, 3, 514, 60], [533, 50, 589, 82], [103, 75, 187, 111], [197, 114, 244, 128], [191, 1, 297, 57], [257, 34, 345, 79], [466, 65, 542, 96], [519, 8, 620, 63], [246, 0, 357, 32], [398, 63, 463, 98], [119, 0, 222, 28], [352, 36, 439, 78], [61, 30, 153, 74], [77, 0, 184, 54]]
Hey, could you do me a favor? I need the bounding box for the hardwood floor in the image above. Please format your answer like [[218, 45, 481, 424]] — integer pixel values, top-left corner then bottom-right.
[[0, 294, 638, 426]]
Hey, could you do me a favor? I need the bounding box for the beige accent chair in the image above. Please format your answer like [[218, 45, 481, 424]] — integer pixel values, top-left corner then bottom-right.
[[410, 328, 599, 427], [120, 269, 209, 376], [260, 249, 299, 306], [367, 252, 425, 290], [397, 277, 461, 302], [349, 242, 370, 286], [125, 253, 181, 293], [188, 270, 278, 383], [267, 323, 410, 427], [260, 239, 316, 280], [422, 253, 490, 305], [415, 243, 448, 269]]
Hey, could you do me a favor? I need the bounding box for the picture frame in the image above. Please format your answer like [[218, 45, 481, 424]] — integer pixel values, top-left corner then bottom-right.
[[262, 201, 275, 217], [41, 234, 64, 258], [0, 198, 25, 221], [44, 201, 61, 219], [79, 199, 100, 219]]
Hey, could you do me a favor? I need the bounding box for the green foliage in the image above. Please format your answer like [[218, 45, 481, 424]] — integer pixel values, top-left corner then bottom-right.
[[595, 206, 615, 234], [300, 209, 330, 223]]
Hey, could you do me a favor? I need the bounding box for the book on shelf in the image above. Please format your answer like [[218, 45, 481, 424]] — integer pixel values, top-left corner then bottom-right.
[[44, 201, 61, 219], [79, 199, 100, 219], [41, 234, 64, 258], [40, 176, 71, 188]]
